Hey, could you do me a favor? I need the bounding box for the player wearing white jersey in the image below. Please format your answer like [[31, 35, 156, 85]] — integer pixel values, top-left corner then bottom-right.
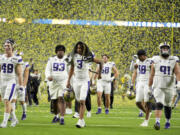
[[11, 52, 29, 121], [148, 42, 180, 130], [95, 54, 118, 114], [66, 41, 102, 128], [0, 39, 23, 128], [45, 45, 68, 125], [131, 50, 152, 127]]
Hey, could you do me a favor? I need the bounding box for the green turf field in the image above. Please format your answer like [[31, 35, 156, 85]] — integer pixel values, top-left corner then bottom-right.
[[0, 95, 180, 135]]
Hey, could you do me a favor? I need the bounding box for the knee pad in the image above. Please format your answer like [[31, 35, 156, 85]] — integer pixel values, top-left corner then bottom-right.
[[155, 102, 163, 110]]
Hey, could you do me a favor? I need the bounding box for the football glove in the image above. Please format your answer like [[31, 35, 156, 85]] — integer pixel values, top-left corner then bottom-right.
[[148, 86, 153, 96], [107, 76, 115, 82], [130, 84, 134, 91], [18, 86, 25, 97]]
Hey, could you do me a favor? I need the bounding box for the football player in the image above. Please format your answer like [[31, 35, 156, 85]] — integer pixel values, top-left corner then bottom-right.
[[0, 39, 23, 128], [95, 54, 118, 114], [148, 42, 180, 130], [66, 41, 102, 128], [131, 49, 152, 127], [11, 51, 29, 121], [45, 45, 68, 125]]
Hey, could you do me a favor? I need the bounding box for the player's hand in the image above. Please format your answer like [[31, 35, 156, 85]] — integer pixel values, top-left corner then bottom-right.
[[133, 55, 138, 61], [148, 86, 153, 96], [66, 80, 71, 88], [130, 84, 134, 91], [98, 74, 101, 80], [18, 86, 25, 97], [107, 76, 115, 82]]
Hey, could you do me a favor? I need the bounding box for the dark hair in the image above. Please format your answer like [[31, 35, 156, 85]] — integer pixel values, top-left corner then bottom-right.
[[102, 54, 109, 58], [5, 38, 15, 45], [137, 49, 146, 56], [55, 45, 65, 53], [72, 41, 92, 57]]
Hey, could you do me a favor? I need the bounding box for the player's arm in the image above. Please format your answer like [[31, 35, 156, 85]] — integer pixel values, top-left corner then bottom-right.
[[23, 66, 29, 87], [93, 58, 103, 79], [174, 62, 180, 81], [45, 60, 53, 81], [148, 63, 155, 87], [67, 63, 74, 88], [16, 64, 23, 86]]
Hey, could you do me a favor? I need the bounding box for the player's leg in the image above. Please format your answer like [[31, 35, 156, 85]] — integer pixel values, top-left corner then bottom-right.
[[65, 101, 73, 115], [76, 81, 88, 128], [73, 99, 80, 118], [140, 84, 152, 127], [153, 88, 164, 130], [164, 89, 174, 129], [58, 96, 65, 125], [19, 88, 27, 120], [104, 82, 111, 114], [173, 91, 180, 109], [136, 83, 146, 113], [0, 83, 16, 128], [96, 80, 103, 114]]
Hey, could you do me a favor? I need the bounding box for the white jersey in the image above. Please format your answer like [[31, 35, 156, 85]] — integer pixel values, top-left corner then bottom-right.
[[0, 54, 22, 82], [73, 54, 92, 81], [135, 58, 152, 81], [101, 61, 115, 81], [152, 56, 178, 89], [45, 56, 68, 82]]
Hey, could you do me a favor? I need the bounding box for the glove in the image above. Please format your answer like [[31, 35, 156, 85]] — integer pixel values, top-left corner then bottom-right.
[[148, 86, 153, 96], [18, 86, 25, 97], [132, 55, 138, 61], [130, 84, 134, 91], [107, 76, 115, 82]]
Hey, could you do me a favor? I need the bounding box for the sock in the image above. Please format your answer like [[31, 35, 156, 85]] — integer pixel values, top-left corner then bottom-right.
[[156, 118, 160, 123], [98, 107, 101, 109], [11, 103, 17, 121], [166, 119, 170, 123], [3, 113, 10, 124], [22, 103, 27, 114], [139, 109, 143, 113], [60, 116, 64, 119], [56, 114, 59, 118]]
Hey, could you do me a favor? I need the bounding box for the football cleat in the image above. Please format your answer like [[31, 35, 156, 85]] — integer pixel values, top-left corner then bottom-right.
[[10, 119, 19, 127], [164, 122, 170, 129], [21, 113, 26, 120], [96, 108, 102, 114], [60, 118, 64, 125], [154, 122, 160, 130], [0, 122, 7, 128], [105, 109, 109, 114], [76, 119, 85, 128], [86, 111, 91, 118], [138, 112, 144, 117], [140, 120, 148, 127], [72, 112, 79, 118], [52, 116, 58, 123]]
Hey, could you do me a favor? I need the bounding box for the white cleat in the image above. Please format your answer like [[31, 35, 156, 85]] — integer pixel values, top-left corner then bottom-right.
[[10, 119, 19, 127], [140, 120, 148, 127], [72, 112, 79, 118], [0, 122, 7, 128], [76, 119, 86, 128], [87, 111, 91, 118]]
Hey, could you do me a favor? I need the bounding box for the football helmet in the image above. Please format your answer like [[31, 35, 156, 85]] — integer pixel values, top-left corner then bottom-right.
[[159, 42, 170, 57], [126, 90, 135, 100], [64, 88, 75, 102], [90, 85, 97, 95]]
